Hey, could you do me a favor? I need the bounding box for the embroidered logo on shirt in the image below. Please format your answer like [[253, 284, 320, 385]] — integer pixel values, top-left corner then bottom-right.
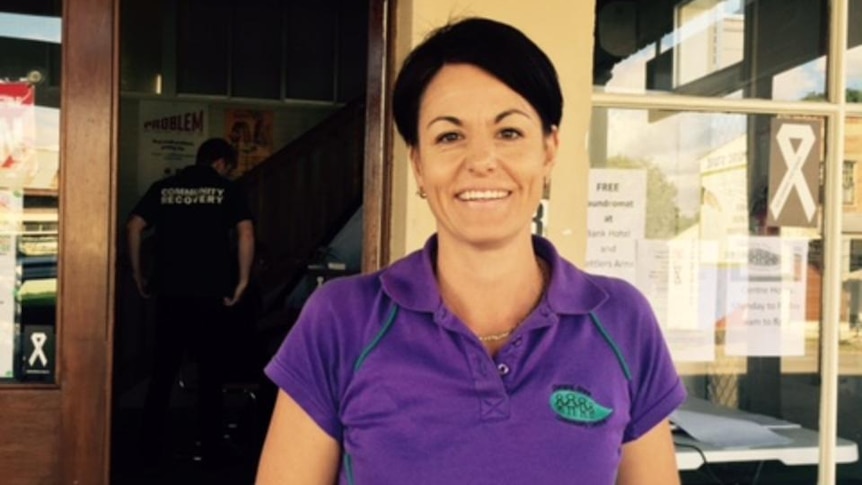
[[550, 386, 613, 425]]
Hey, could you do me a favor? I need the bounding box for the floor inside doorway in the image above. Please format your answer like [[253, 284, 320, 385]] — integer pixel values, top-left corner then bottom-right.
[[110, 374, 273, 485]]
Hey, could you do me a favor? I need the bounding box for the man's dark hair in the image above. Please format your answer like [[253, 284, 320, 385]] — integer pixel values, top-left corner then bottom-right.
[[196, 137, 237, 168], [392, 17, 563, 147]]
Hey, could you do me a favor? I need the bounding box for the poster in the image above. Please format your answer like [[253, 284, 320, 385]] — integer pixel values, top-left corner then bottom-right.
[[585, 168, 646, 283], [0, 82, 36, 189], [0, 84, 31, 378], [137, 101, 208, 195], [225, 108, 274, 177], [724, 236, 808, 357], [767, 118, 821, 228]]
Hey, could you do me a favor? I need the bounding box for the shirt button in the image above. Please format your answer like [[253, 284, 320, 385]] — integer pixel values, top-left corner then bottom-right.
[[497, 363, 510, 376], [512, 338, 523, 347]]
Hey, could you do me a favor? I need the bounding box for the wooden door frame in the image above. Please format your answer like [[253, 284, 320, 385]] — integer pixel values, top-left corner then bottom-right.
[[362, 0, 396, 272], [49, 0, 390, 480], [58, 0, 117, 482]]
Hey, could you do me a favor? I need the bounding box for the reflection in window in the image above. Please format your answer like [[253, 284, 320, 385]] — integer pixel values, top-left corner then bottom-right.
[[0, 5, 60, 383], [839, 118, 862, 481], [847, 0, 862, 102], [594, 0, 828, 101], [588, 108, 833, 481]]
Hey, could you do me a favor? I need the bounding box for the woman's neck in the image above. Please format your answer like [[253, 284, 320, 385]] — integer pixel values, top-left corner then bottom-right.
[[435, 235, 547, 343]]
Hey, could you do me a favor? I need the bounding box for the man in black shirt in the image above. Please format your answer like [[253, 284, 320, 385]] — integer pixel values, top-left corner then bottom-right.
[[127, 137, 254, 467]]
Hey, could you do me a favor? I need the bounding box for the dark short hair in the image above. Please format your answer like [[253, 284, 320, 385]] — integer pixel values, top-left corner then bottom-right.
[[196, 137, 237, 168], [392, 17, 563, 147]]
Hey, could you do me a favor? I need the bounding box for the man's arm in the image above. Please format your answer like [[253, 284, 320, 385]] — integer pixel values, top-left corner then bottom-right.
[[127, 215, 150, 298], [224, 219, 254, 306]]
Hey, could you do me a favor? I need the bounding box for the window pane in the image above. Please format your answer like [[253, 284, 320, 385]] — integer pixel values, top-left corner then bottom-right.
[[593, 0, 828, 101], [120, 0, 163, 94], [588, 108, 836, 481], [177, 0, 229, 95], [232, 0, 282, 99], [839, 117, 862, 482], [336, 0, 368, 102], [848, 0, 862, 103], [284, 0, 336, 101], [0, 5, 61, 383]]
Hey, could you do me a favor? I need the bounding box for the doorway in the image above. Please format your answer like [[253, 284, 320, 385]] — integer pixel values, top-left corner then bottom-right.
[[111, 0, 386, 482]]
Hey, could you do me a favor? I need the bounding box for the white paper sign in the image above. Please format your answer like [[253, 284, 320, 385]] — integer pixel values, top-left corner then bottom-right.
[[724, 237, 808, 356], [586, 168, 647, 283], [0, 188, 21, 378], [637, 239, 718, 362], [137, 101, 209, 195]]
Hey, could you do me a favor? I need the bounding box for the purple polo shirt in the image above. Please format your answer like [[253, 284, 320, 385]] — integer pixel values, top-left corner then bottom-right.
[[265, 235, 686, 484]]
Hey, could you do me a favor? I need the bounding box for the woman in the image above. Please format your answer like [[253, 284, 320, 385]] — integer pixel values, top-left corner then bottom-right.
[[257, 17, 685, 485]]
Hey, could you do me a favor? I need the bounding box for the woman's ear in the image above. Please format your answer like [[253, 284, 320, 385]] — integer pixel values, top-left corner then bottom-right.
[[544, 126, 560, 171], [409, 146, 424, 188]]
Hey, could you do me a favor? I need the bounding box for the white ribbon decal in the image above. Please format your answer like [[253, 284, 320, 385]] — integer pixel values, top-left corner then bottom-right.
[[770, 123, 817, 222], [28, 332, 48, 367]]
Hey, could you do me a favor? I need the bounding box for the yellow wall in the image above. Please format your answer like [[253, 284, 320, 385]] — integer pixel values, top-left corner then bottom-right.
[[388, 0, 596, 264]]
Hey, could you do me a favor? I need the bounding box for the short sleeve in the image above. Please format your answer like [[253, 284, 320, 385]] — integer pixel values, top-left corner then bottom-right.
[[130, 182, 161, 226], [225, 183, 253, 226], [264, 287, 346, 441], [620, 287, 687, 443]]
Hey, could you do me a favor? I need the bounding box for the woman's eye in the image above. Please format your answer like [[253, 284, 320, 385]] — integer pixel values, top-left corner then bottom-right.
[[435, 132, 462, 144], [498, 128, 523, 140]]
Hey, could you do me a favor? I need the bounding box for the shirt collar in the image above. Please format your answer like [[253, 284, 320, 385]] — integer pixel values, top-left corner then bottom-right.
[[380, 234, 608, 315]]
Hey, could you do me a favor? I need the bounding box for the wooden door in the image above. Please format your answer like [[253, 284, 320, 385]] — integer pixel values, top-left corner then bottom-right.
[[0, 0, 117, 483]]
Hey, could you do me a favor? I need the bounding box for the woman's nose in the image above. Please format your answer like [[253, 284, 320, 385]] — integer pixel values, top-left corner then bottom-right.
[[465, 139, 496, 174]]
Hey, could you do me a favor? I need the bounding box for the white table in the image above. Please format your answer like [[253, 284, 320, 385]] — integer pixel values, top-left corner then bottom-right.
[[675, 426, 859, 470], [672, 397, 859, 470]]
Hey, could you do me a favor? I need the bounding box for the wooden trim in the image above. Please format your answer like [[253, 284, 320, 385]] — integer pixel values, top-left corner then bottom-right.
[[362, 0, 395, 272], [58, 0, 117, 483], [0, 391, 61, 484]]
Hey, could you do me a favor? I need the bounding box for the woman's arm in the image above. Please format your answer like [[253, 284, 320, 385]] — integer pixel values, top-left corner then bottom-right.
[[616, 420, 680, 485], [256, 390, 341, 484]]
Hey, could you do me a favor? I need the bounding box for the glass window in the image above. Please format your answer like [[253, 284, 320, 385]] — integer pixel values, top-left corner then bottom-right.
[[284, 0, 336, 101], [593, 0, 828, 101], [176, 0, 230, 96], [120, 0, 164, 94], [848, 0, 862, 102], [588, 107, 835, 482], [839, 116, 862, 482], [0, 4, 61, 383], [231, 0, 283, 99]]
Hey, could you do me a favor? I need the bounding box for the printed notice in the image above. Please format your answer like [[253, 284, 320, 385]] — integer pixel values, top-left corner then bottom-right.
[[0, 189, 21, 377], [724, 237, 808, 356], [586, 168, 646, 284], [137, 100, 209, 195], [637, 239, 718, 362]]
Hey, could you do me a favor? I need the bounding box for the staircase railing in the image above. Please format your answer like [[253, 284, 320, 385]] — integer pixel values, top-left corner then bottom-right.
[[238, 98, 365, 314]]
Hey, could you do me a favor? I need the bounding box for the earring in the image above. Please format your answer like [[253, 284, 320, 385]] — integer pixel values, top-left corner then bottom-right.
[[417, 188, 427, 199]]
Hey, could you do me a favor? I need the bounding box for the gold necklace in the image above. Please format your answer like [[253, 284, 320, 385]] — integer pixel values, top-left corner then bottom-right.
[[478, 328, 517, 342], [476, 258, 550, 343]]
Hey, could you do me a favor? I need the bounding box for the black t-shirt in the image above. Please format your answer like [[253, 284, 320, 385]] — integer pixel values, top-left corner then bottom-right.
[[131, 165, 252, 297]]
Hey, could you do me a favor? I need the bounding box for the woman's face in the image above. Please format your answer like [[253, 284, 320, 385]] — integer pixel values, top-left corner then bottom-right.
[[411, 63, 558, 249]]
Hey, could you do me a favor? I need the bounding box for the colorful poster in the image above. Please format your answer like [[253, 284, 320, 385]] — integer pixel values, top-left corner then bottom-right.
[[137, 101, 208, 195], [225, 108, 274, 177], [0, 83, 36, 189]]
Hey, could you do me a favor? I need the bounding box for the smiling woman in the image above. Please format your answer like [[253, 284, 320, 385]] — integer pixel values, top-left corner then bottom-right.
[[256, 17, 686, 485]]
